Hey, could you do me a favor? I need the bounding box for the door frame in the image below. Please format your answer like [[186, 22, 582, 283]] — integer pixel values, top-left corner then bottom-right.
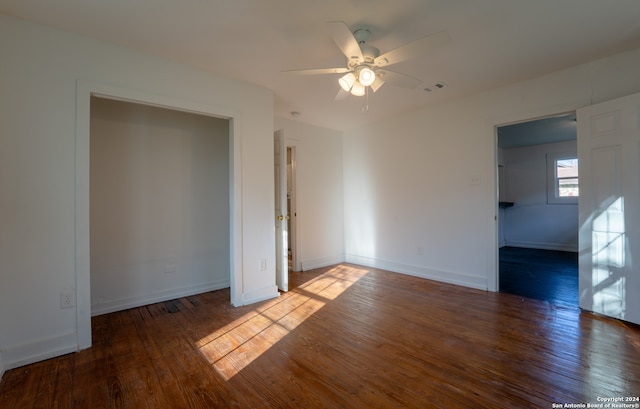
[[75, 80, 243, 350], [489, 102, 586, 292], [287, 146, 300, 272]]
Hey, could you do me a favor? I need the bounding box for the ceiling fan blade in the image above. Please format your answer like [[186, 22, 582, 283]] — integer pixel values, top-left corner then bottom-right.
[[335, 88, 349, 101], [376, 69, 422, 89], [374, 31, 451, 67], [370, 76, 385, 93], [327, 21, 364, 63], [282, 67, 351, 75]]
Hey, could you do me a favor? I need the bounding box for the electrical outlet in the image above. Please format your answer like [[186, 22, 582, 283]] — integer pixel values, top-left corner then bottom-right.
[[60, 292, 75, 309], [259, 259, 267, 271], [417, 247, 424, 255]]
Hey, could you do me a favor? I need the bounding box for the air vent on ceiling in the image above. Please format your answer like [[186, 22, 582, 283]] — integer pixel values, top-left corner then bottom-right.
[[424, 82, 448, 92]]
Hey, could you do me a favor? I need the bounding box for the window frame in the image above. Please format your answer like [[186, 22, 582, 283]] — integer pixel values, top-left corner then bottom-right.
[[547, 152, 579, 204]]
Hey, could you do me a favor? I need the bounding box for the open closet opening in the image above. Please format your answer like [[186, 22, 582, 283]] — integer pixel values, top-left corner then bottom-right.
[[496, 112, 578, 306], [89, 96, 231, 316]]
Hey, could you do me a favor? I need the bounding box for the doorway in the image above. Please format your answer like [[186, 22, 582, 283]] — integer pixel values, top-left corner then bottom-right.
[[90, 96, 231, 316], [496, 112, 579, 305], [75, 80, 243, 350], [274, 132, 300, 292]]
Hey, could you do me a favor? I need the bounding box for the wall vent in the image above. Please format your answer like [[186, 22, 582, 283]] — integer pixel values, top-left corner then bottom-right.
[[424, 82, 448, 93]]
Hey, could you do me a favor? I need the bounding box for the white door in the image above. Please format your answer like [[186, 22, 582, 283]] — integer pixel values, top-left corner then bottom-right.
[[274, 130, 288, 292], [577, 93, 640, 325]]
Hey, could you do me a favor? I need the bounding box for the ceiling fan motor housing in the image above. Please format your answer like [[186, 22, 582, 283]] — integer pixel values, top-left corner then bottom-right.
[[348, 44, 380, 69]]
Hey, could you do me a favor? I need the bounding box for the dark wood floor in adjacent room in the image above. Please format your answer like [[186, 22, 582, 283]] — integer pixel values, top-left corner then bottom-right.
[[499, 246, 579, 306], [1, 264, 639, 408]]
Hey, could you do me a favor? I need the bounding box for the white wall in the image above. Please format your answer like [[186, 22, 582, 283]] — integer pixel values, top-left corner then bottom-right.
[[274, 118, 345, 270], [90, 97, 230, 315], [0, 14, 276, 370], [502, 140, 578, 251], [343, 103, 491, 289], [343, 46, 640, 291]]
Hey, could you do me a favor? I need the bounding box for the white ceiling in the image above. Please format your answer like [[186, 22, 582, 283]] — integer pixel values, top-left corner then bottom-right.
[[497, 113, 576, 149], [2, 0, 640, 131]]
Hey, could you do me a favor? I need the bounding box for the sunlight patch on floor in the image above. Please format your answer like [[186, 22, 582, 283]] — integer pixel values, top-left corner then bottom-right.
[[196, 265, 369, 380]]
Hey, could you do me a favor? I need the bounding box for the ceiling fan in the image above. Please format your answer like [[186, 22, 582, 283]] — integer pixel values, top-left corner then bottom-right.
[[283, 21, 451, 99]]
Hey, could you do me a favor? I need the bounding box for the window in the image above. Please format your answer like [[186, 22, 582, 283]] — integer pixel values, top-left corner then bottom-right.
[[547, 153, 578, 204], [556, 158, 579, 197]]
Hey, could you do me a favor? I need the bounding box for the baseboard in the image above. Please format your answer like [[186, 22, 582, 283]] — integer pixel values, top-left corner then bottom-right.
[[91, 279, 230, 316], [3, 332, 77, 371], [503, 240, 578, 252], [301, 254, 345, 271], [242, 284, 280, 305], [344, 254, 487, 290]]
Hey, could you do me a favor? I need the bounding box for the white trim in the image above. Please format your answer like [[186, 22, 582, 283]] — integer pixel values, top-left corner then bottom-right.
[[242, 285, 280, 306], [344, 254, 487, 290], [301, 255, 345, 271], [288, 145, 300, 272], [75, 80, 244, 349], [229, 118, 244, 307], [91, 280, 231, 317], [2, 333, 77, 371]]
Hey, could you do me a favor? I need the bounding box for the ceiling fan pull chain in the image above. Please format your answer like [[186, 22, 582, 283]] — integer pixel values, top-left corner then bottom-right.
[[362, 86, 370, 112]]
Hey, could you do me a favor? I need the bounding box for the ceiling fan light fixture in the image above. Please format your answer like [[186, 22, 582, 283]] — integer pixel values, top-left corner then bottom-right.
[[358, 67, 376, 86], [338, 72, 356, 91], [350, 82, 366, 96]]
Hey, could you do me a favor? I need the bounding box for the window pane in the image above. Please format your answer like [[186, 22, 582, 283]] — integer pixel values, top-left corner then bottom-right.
[[557, 158, 578, 178], [559, 177, 579, 197]]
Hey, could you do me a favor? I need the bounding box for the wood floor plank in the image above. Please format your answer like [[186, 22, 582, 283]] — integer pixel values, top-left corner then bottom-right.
[[1, 263, 639, 408], [31, 357, 58, 409], [71, 346, 107, 409], [6, 359, 51, 409], [151, 308, 244, 408]]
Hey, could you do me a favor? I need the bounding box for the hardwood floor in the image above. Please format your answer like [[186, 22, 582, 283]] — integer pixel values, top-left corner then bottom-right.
[[499, 246, 578, 306], [1, 264, 639, 408]]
